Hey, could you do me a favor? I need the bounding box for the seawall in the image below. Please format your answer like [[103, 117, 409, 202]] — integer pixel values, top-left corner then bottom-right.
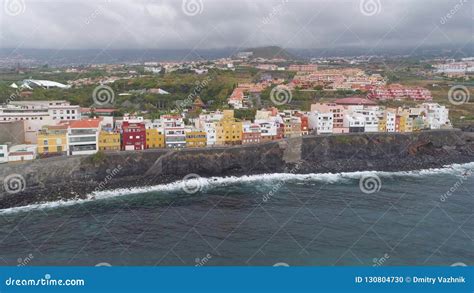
[[0, 129, 473, 209]]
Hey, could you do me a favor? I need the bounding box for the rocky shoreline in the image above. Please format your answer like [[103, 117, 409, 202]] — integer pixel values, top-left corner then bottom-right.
[[0, 129, 473, 210]]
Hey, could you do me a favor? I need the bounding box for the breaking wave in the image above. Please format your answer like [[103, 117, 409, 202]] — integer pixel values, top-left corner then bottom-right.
[[2, 162, 473, 215]]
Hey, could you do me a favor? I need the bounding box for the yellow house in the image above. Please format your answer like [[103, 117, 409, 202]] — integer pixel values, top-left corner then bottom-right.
[[216, 112, 242, 145], [378, 117, 387, 132], [37, 125, 68, 155], [98, 131, 121, 151], [398, 115, 413, 133], [186, 130, 207, 148], [146, 128, 165, 149]]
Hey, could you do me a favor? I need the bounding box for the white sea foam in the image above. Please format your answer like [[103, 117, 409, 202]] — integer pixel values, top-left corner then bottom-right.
[[1, 162, 473, 215]]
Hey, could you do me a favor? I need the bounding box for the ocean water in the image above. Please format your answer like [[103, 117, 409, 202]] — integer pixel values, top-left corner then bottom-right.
[[0, 163, 473, 267]]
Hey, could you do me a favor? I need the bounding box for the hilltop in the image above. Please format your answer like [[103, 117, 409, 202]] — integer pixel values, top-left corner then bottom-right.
[[239, 46, 296, 60]]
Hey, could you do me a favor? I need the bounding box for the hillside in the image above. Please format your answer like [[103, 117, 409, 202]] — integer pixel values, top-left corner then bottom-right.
[[240, 46, 296, 60]]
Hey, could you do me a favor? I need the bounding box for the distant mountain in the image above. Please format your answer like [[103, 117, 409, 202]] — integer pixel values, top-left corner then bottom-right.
[[240, 46, 296, 60], [0, 44, 471, 68]]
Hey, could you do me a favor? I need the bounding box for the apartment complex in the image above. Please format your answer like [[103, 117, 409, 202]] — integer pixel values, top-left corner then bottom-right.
[[68, 119, 101, 156]]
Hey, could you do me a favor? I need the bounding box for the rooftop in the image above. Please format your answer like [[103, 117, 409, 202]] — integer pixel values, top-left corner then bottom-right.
[[334, 96, 377, 106], [69, 119, 101, 129]]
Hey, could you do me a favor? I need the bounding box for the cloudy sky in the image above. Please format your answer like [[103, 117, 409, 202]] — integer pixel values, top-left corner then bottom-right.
[[0, 0, 472, 50]]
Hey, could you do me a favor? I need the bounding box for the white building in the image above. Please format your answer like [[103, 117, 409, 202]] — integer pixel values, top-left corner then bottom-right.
[[308, 112, 333, 134], [161, 115, 186, 148], [145, 120, 163, 130], [68, 119, 101, 155], [0, 145, 8, 163], [196, 112, 224, 129], [349, 107, 379, 133], [8, 144, 37, 162], [422, 103, 451, 129], [1, 100, 80, 143], [9, 100, 80, 121], [344, 113, 365, 133], [204, 122, 217, 146], [385, 111, 396, 132], [0, 104, 52, 144], [19, 79, 71, 90], [256, 120, 278, 139]]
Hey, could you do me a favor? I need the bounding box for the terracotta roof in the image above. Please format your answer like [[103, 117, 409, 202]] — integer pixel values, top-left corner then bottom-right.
[[81, 107, 117, 113], [9, 151, 34, 156], [45, 124, 68, 130], [69, 119, 101, 128], [334, 97, 377, 105]]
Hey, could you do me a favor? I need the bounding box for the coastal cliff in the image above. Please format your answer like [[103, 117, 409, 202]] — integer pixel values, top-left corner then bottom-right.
[[1, 129, 473, 209]]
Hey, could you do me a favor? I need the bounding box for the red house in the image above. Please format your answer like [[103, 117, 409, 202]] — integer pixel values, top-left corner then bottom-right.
[[276, 123, 285, 140], [121, 121, 146, 151], [294, 113, 309, 135]]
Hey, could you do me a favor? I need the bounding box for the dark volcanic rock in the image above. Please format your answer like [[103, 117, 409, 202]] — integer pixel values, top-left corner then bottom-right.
[[0, 130, 473, 209]]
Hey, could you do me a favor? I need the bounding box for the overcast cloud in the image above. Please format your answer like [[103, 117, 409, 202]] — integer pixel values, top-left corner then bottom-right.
[[0, 0, 472, 50]]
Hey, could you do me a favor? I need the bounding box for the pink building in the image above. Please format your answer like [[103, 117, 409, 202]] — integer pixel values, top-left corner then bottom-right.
[[368, 84, 433, 101], [311, 103, 347, 132]]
